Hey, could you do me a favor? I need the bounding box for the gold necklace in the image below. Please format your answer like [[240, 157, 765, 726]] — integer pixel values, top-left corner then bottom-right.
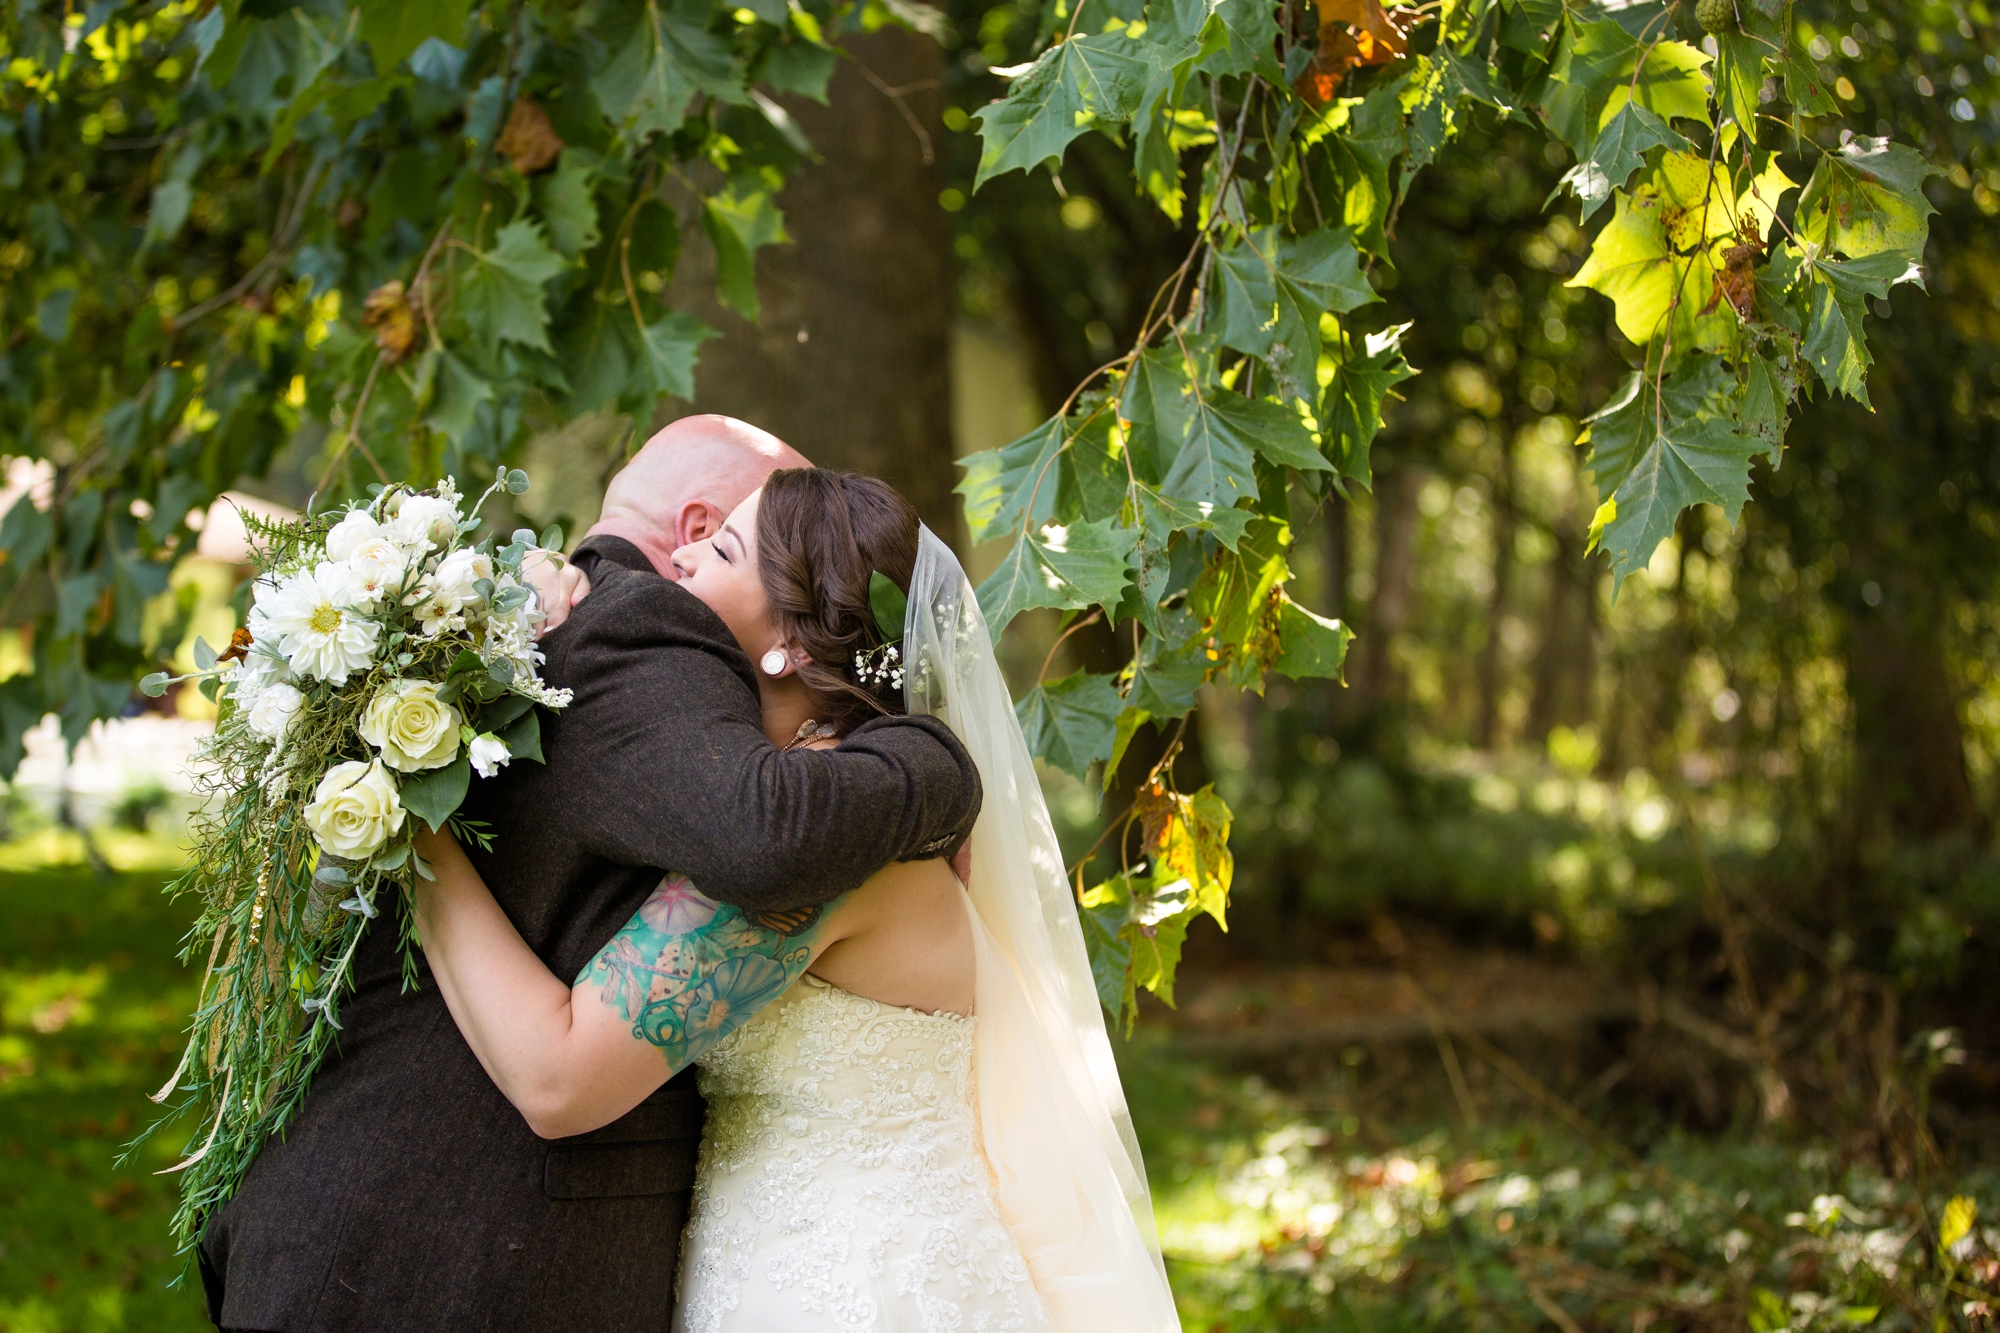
[[783, 719, 839, 751]]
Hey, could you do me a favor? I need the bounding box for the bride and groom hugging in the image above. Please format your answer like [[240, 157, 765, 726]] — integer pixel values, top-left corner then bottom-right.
[[197, 414, 1181, 1333]]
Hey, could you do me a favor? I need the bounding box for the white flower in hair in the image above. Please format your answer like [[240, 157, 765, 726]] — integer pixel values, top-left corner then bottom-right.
[[257, 562, 381, 685]]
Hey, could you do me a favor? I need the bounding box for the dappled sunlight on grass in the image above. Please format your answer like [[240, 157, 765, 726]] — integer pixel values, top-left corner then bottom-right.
[[1, 848, 209, 1332]]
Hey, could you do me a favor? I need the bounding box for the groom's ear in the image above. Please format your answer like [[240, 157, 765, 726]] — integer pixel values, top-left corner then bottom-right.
[[675, 500, 726, 549]]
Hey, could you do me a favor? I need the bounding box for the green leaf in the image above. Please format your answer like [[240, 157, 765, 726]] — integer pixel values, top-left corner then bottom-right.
[[1567, 152, 1739, 351], [500, 707, 543, 764], [458, 219, 565, 355], [1319, 322, 1415, 491], [972, 33, 1149, 188], [975, 518, 1139, 639], [592, 0, 743, 140], [1209, 227, 1374, 401], [1164, 387, 1323, 511], [1712, 29, 1767, 138], [426, 350, 495, 440], [1080, 894, 1135, 1019], [1129, 640, 1205, 717], [534, 152, 601, 258], [1559, 101, 1689, 221], [400, 754, 472, 832], [1582, 364, 1764, 581], [1134, 484, 1254, 551], [1118, 344, 1196, 483], [1738, 355, 1793, 465], [358, 0, 471, 73], [1017, 669, 1124, 779], [636, 312, 717, 401], [1796, 136, 1939, 263], [868, 571, 909, 643], [1801, 249, 1923, 404], [703, 185, 789, 320], [1103, 705, 1152, 791], [1274, 596, 1352, 680], [957, 415, 1066, 545]]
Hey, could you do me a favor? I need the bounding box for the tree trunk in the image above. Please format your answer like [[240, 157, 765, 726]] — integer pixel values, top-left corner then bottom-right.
[[1353, 467, 1421, 710], [1527, 529, 1578, 742], [666, 28, 957, 534], [1845, 584, 1976, 840], [1476, 434, 1515, 749]]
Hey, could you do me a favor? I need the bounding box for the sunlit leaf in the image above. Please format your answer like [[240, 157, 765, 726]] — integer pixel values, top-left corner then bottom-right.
[[1796, 136, 1940, 263], [975, 518, 1139, 638], [972, 33, 1150, 187], [957, 415, 1067, 545], [1018, 669, 1125, 779]]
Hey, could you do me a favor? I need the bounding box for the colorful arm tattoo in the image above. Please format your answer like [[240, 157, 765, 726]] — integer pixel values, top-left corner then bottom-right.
[[575, 874, 831, 1075]]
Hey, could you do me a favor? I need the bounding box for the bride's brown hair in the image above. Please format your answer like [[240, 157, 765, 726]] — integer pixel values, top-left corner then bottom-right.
[[755, 468, 919, 736]]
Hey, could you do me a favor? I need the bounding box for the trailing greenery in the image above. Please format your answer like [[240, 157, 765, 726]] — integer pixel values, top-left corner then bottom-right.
[[0, 0, 1939, 1029]]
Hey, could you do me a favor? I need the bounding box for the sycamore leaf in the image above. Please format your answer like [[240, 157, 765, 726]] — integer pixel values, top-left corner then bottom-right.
[[358, 0, 471, 73], [1018, 669, 1124, 779], [1712, 30, 1768, 138], [703, 185, 788, 320], [1164, 386, 1325, 511], [1118, 344, 1196, 482], [1058, 410, 1128, 524], [1796, 136, 1940, 263], [1186, 519, 1292, 687], [1148, 0, 1284, 80], [1802, 248, 1924, 404], [592, 0, 743, 141], [1210, 226, 1375, 400], [1568, 152, 1741, 350], [957, 415, 1066, 545], [458, 219, 565, 354], [426, 350, 494, 439], [1135, 484, 1255, 550], [975, 518, 1139, 638], [1129, 640, 1206, 717], [636, 312, 717, 401], [1273, 594, 1352, 679], [534, 152, 601, 257], [973, 33, 1149, 188], [1560, 101, 1688, 221], [1319, 321, 1415, 491], [1582, 364, 1764, 581]]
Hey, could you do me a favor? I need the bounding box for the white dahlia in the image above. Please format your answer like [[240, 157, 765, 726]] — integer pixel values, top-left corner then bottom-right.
[[257, 563, 382, 685]]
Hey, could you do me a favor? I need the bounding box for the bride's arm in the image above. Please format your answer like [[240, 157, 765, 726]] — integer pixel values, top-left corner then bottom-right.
[[411, 826, 840, 1139]]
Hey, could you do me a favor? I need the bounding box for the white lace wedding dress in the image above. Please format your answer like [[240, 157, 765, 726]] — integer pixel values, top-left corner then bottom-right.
[[673, 972, 1054, 1333]]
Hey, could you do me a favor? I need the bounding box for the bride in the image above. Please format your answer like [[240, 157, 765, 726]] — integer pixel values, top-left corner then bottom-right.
[[409, 467, 1181, 1332]]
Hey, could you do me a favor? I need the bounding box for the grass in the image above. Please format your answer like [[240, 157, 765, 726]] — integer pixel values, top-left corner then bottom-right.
[[1, 839, 1992, 1333], [0, 838, 208, 1333]]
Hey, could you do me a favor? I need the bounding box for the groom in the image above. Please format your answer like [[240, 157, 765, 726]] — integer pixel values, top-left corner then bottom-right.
[[199, 416, 983, 1332]]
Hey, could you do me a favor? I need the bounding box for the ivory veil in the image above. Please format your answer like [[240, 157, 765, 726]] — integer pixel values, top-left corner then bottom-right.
[[903, 526, 1181, 1333]]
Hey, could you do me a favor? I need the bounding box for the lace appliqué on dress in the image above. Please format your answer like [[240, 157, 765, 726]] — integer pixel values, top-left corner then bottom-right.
[[677, 977, 1050, 1333]]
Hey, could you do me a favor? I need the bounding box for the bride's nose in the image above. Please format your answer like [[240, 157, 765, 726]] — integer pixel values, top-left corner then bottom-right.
[[669, 542, 702, 580]]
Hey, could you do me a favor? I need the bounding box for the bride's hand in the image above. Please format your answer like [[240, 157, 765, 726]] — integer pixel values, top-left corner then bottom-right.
[[521, 550, 591, 638]]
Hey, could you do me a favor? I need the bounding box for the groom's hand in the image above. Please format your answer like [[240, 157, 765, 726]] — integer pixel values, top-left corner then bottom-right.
[[522, 550, 592, 638]]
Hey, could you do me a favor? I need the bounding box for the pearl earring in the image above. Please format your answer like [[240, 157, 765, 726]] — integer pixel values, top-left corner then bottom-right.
[[760, 649, 788, 676]]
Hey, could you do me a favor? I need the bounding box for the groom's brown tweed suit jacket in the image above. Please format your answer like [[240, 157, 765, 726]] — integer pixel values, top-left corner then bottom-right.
[[199, 535, 982, 1332]]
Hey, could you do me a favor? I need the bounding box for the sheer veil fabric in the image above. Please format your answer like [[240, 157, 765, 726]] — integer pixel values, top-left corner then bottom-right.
[[903, 526, 1181, 1333]]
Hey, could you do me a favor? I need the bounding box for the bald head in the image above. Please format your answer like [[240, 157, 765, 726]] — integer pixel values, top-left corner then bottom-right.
[[589, 415, 811, 576]]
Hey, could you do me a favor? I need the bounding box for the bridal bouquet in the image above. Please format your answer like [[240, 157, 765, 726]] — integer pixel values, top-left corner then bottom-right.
[[131, 468, 571, 1247]]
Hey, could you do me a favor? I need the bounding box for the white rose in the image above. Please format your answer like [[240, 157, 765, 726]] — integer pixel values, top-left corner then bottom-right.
[[341, 536, 407, 608], [358, 678, 462, 772], [304, 759, 405, 860], [247, 681, 305, 740], [386, 495, 461, 555], [324, 509, 385, 562], [433, 548, 495, 605], [468, 732, 512, 779], [257, 562, 381, 685]]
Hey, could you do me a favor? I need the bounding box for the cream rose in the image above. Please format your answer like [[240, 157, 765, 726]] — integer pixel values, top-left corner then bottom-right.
[[304, 759, 405, 860], [324, 509, 385, 562], [246, 681, 305, 740], [358, 678, 463, 772]]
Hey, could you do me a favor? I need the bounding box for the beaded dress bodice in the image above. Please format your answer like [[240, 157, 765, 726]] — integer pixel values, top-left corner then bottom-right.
[[674, 974, 1052, 1333]]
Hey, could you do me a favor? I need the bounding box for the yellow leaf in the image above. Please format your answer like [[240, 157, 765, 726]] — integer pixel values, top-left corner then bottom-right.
[[1940, 1195, 1977, 1251]]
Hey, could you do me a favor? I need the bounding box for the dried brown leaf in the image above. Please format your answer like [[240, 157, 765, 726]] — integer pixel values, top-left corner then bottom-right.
[[495, 98, 564, 175]]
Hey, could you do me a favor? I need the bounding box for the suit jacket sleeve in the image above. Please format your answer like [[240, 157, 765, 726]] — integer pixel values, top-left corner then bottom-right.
[[543, 564, 981, 914]]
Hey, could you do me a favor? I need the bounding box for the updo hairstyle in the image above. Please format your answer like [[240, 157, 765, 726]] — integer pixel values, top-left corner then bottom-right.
[[754, 468, 919, 737]]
